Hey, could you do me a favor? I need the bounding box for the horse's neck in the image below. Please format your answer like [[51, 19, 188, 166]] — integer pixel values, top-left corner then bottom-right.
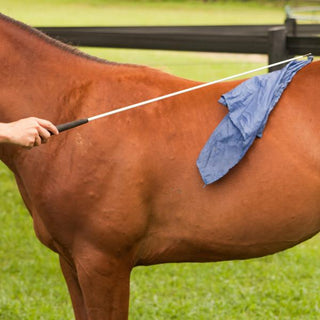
[[0, 15, 115, 167], [2, 18, 89, 121]]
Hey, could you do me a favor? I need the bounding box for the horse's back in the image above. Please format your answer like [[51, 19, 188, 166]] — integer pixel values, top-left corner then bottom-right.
[[130, 61, 320, 265]]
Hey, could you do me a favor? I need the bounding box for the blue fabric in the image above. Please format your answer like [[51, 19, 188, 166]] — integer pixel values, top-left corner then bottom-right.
[[197, 56, 313, 185]]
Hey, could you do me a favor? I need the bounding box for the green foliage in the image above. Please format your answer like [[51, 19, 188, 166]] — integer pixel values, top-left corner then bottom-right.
[[1, 1, 319, 319]]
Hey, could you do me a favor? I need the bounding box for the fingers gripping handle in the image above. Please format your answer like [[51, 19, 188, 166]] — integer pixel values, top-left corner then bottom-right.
[[54, 118, 89, 134]]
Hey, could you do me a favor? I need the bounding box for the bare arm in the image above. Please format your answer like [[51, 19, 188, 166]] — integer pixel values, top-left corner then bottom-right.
[[0, 117, 59, 149]]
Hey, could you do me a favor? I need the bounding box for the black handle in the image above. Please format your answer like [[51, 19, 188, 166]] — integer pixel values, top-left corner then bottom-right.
[[55, 118, 89, 133]]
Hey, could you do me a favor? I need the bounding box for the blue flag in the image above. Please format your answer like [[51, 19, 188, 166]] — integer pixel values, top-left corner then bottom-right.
[[197, 56, 313, 185]]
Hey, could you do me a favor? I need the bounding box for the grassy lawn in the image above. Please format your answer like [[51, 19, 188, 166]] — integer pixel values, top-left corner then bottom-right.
[[1, 0, 284, 26], [1, 1, 320, 319]]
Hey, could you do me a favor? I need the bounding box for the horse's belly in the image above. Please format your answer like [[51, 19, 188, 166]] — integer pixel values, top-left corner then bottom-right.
[[139, 195, 320, 265], [137, 135, 320, 265]]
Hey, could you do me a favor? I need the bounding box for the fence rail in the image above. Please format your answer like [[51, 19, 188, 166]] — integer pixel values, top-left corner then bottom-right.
[[36, 23, 320, 71]]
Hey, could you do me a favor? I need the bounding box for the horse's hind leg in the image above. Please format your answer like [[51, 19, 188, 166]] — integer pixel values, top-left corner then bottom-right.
[[74, 250, 131, 320], [59, 255, 88, 320]]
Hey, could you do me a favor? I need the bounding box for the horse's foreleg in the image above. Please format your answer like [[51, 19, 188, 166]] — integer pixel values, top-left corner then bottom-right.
[[59, 255, 88, 320], [74, 251, 131, 320]]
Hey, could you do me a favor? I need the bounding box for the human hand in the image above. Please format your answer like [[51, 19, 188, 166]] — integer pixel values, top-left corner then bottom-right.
[[0, 117, 59, 149]]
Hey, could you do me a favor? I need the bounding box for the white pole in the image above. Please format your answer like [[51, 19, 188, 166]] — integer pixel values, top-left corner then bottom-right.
[[88, 53, 311, 122]]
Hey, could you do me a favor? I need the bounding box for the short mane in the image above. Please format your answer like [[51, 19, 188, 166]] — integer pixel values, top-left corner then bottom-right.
[[0, 12, 120, 66]]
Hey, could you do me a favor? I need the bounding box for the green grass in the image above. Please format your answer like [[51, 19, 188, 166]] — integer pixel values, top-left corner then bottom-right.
[[1, 1, 320, 319], [1, 0, 284, 26], [0, 163, 73, 320]]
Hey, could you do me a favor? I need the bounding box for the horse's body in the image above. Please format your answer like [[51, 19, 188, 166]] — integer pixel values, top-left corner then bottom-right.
[[1, 13, 320, 319]]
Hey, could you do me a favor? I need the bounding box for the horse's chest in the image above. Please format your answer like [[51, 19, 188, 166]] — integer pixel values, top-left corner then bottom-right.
[[32, 212, 58, 252]]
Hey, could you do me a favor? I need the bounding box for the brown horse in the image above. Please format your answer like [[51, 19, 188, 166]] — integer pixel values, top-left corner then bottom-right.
[[1, 13, 320, 320]]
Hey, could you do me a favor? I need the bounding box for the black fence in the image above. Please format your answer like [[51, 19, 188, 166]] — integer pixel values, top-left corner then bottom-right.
[[37, 19, 320, 71]]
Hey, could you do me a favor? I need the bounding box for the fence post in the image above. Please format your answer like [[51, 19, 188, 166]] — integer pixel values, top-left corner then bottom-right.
[[285, 17, 297, 36], [268, 26, 289, 72]]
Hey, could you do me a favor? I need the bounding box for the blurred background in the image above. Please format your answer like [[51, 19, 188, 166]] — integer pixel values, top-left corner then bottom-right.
[[0, 1, 320, 319], [4, 0, 320, 82]]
